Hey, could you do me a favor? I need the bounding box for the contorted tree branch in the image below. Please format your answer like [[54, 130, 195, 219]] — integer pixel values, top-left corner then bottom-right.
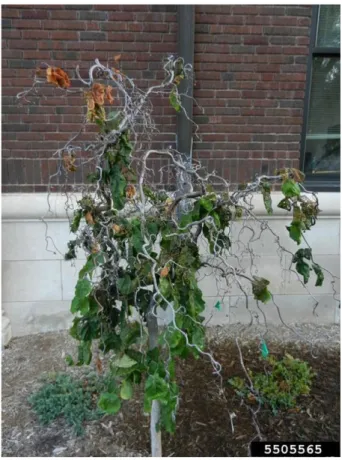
[[18, 56, 335, 456]]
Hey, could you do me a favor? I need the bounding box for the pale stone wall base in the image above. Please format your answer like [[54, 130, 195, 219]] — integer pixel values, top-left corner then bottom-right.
[[2, 193, 340, 338], [2, 313, 12, 347]]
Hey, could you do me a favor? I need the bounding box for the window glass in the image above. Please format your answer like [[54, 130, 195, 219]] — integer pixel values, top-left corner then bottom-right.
[[304, 57, 340, 174], [316, 5, 340, 47]]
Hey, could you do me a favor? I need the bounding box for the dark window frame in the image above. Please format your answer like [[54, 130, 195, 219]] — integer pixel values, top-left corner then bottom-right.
[[300, 5, 340, 192]]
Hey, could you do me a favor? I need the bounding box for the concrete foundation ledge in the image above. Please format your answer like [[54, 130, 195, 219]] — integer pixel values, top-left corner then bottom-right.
[[2, 192, 340, 220]]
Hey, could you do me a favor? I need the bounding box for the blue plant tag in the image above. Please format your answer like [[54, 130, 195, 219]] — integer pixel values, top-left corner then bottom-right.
[[260, 340, 269, 358], [214, 301, 222, 311]]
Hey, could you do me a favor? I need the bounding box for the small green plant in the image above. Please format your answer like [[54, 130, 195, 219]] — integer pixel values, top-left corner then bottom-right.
[[229, 353, 315, 413], [28, 372, 115, 435]]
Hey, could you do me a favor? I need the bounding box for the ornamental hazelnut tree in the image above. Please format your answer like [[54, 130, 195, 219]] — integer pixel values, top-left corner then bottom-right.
[[18, 56, 334, 456]]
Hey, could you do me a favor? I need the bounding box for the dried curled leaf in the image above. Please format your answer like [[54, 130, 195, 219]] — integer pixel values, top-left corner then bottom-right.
[[46, 66, 71, 88], [85, 84, 115, 122], [85, 211, 95, 225], [291, 168, 305, 183], [106, 85, 114, 104], [125, 184, 136, 199], [91, 243, 100, 254], [114, 54, 121, 62], [164, 197, 174, 215], [63, 154, 76, 172], [96, 357, 103, 374], [92, 83, 105, 106], [112, 224, 122, 234], [160, 266, 170, 278]]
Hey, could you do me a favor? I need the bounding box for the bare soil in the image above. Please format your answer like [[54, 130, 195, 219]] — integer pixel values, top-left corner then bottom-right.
[[2, 325, 340, 457]]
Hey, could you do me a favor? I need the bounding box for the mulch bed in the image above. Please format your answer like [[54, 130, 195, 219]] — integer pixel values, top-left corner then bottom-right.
[[2, 330, 340, 457]]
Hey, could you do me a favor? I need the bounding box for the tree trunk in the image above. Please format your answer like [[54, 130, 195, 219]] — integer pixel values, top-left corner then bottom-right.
[[147, 307, 162, 457]]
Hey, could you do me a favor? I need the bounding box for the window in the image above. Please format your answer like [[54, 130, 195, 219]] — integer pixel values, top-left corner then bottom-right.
[[301, 5, 340, 191]]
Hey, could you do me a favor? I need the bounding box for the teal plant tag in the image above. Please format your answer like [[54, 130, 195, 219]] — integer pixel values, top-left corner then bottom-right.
[[214, 301, 222, 311], [260, 340, 269, 358]]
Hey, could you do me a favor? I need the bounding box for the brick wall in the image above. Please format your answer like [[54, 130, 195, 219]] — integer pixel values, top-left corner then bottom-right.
[[193, 5, 312, 184], [2, 4, 312, 192], [2, 4, 178, 192]]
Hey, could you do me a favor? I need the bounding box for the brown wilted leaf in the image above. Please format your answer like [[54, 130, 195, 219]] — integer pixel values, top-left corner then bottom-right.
[[160, 266, 169, 278], [125, 184, 136, 199], [85, 211, 95, 225], [291, 168, 305, 183], [46, 67, 71, 88], [63, 154, 76, 172], [92, 83, 105, 106], [85, 91, 95, 111], [247, 393, 257, 403], [114, 54, 121, 62], [106, 85, 114, 104], [112, 224, 122, 234], [91, 243, 100, 254], [174, 74, 184, 85], [96, 357, 103, 374]]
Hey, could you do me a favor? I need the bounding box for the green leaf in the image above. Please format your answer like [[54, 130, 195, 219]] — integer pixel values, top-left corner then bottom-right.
[[113, 354, 137, 369], [277, 197, 292, 211], [79, 253, 105, 280], [261, 181, 273, 215], [159, 277, 172, 299], [70, 209, 82, 233], [120, 322, 144, 348], [189, 287, 206, 315], [312, 263, 324, 287], [146, 221, 159, 237], [159, 381, 179, 433], [179, 212, 193, 228], [169, 87, 181, 112], [252, 276, 272, 304], [120, 380, 133, 400], [292, 248, 312, 263], [296, 259, 311, 284], [144, 374, 170, 412], [71, 283, 91, 313], [281, 179, 301, 198], [130, 221, 144, 255], [65, 240, 77, 261], [191, 326, 205, 350], [70, 296, 90, 315], [110, 164, 127, 211], [286, 221, 302, 245], [199, 196, 214, 213], [117, 275, 133, 295], [65, 354, 74, 366], [77, 341, 92, 365], [210, 211, 221, 228], [75, 278, 92, 298], [98, 393, 121, 414]]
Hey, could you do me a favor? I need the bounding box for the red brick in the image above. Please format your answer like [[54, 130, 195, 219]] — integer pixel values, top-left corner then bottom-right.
[[49, 10, 77, 20], [283, 46, 309, 55], [244, 36, 269, 45], [12, 19, 42, 28], [9, 40, 37, 49], [22, 50, 51, 60], [21, 10, 49, 19], [2, 30, 21, 39], [2, 8, 20, 18], [3, 4, 311, 190]]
